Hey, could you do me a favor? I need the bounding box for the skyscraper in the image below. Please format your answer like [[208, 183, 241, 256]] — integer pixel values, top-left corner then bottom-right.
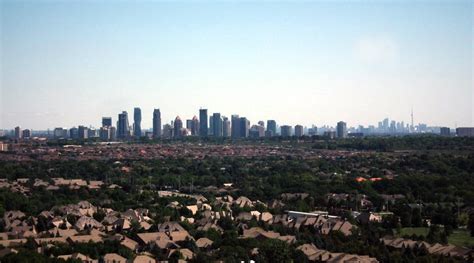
[[209, 116, 214, 136], [117, 111, 130, 139], [280, 125, 292, 137], [54, 128, 67, 138], [249, 125, 265, 138], [133, 107, 142, 137], [383, 118, 389, 132], [100, 127, 112, 141], [324, 130, 336, 139], [78, 125, 89, 139], [88, 128, 98, 138], [191, 116, 199, 136], [162, 124, 172, 139], [199, 109, 208, 137], [456, 127, 474, 137], [223, 117, 231, 137], [110, 127, 116, 140], [69, 127, 79, 139], [390, 120, 396, 134], [440, 127, 450, 136], [174, 116, 183, 138], [295, 125, 304, 137], [308, 126, 318, 136], [212, 113, 223, 137], [153, 109, 162, 139], [267, 120, 277, 137], [186, 120, 193, 130], [22, 129, 31, 139], [239, 117, 249, 138], [231, 115, 240, 139], [102, 117, 112, 127], [336, 121, 347, 138], [14, 126, 22, 139]]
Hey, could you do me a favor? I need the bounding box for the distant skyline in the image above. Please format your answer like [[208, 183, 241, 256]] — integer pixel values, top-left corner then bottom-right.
[[1, 1, 473, 129]]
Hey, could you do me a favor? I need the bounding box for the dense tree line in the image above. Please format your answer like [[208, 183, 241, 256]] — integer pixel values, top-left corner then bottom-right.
[[38, 135, 474, 152]]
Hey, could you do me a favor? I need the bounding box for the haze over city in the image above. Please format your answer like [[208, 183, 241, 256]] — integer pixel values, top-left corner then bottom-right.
[[1, 1, 473, 130]]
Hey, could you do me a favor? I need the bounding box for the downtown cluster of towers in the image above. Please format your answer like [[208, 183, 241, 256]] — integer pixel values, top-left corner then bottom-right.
[[86, 107, 348, 141], [11, 107, 471, 140], [110, 108, 294, 140], [7, 106, 350, 141], [10, 106, 367, 141]]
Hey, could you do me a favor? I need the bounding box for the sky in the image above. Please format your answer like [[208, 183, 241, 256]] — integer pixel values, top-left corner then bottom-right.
[[1, 0, 473, 130]]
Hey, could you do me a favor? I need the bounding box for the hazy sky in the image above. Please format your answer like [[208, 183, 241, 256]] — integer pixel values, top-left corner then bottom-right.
[[1, 0, 473, 130]]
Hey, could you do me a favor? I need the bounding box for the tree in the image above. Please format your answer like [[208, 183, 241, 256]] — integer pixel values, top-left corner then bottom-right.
[[293, 249, 309, 263], [93, 210, 106, 222], [67, 214, 78, 225], [469, 213, 474, 237], [190, 251, 212, 263], [168, 251, 182, 263], [255, 239, 292, 263], [130, 220, 142, 234], [458, 212, 469, 227], [411, 208, 423, 227], [400, 210, 412, 227], [426, 225, 442, 244]]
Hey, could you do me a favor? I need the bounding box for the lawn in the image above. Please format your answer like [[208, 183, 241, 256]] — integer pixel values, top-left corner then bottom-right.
[[398, 227, 429, 237], [397, 227, 474, 247], [448, 230, 474, 247]]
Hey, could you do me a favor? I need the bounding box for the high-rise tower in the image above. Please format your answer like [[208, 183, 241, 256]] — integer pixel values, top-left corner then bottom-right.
[[239, 117, 249, 138], [266, 120, 277, 137], [102, 117, 112, 127], [133, 107, 142, 137], [174, 116, 183, 138], [223, 117, 231, 137], [199, 109, 208, 137], [191, 116, 199, 135], [117, 111, 130, 139], [212, 113, 223, 137], [231, 115, 240, 139], [336, 121, 347, 138], [153, 109, 162, 139]]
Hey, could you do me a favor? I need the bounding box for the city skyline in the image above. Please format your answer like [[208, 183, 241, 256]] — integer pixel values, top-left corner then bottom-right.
[[1, 1, 473, 129], [3, 106, 457, 136], [0, 103, 470, 131]]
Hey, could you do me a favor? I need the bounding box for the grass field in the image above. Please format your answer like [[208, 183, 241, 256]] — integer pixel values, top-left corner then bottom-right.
[[398, 227, 429, 237], [397, 227, 474, 247], [448, 230, 474, 247]]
